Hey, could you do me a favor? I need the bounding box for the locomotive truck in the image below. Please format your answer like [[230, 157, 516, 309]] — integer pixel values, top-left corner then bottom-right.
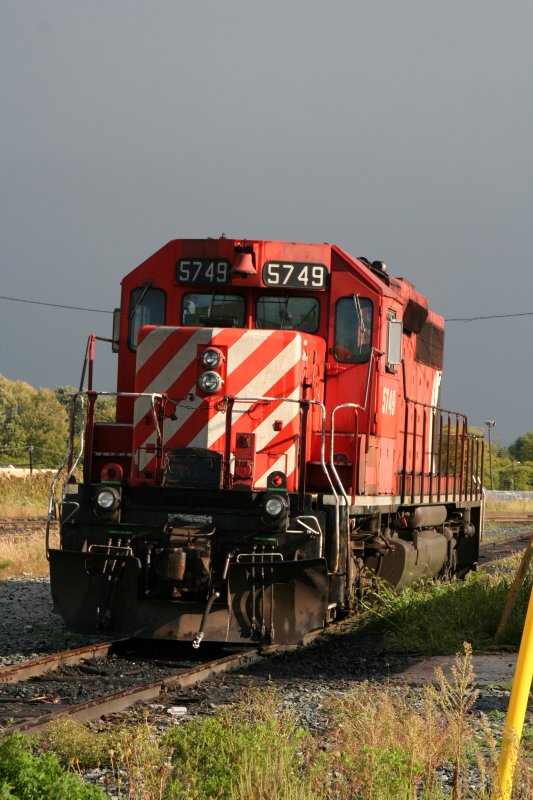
[[47, 238, 484, 646]]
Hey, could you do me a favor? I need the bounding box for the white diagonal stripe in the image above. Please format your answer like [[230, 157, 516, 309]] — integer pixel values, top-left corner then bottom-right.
[[223, 329, 276, 373], [187, 335, 302, 450], [138, 327, 221, 399], [255, 450, 296, 489], [135, 326, 177, 372], [251, 386, 301, 452], [134, 328, 218, 468]]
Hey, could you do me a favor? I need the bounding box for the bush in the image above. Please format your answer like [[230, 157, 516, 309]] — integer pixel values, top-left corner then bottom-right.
[[0, 733, 106, 799], [38, 696, 323, 800], [40, 719, 111, 769], [164, 688, 322, 800]]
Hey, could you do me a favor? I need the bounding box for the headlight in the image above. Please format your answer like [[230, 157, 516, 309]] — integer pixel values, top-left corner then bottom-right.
[[198, 371, 223, 394], [264, 496, 285, 517], [95, 488, 120, 511], [201, 348, 223, 369]]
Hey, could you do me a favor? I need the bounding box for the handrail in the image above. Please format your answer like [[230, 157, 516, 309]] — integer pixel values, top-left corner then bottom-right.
[[329, 347, 382, 506], [224, 393, 341, 575], [329, 403, 361, 508], [400, 365, 482, 503], [47, 390, 166, 554], [46, 392, 86, 558]]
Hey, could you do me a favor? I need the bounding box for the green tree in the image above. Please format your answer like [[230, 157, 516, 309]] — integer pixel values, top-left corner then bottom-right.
[[0, 375, 69, 467], [474, 426, 511, 490], [509, 431, 533, 462], [55, 386, 116, 424], [496, 459, 533, 491]]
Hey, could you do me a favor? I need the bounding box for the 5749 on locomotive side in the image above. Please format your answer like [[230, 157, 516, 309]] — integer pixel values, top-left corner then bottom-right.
[[48, 238, 484, 646]]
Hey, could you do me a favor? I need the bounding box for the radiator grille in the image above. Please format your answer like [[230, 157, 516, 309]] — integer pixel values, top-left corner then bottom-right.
[[416, 322, 444, 369]]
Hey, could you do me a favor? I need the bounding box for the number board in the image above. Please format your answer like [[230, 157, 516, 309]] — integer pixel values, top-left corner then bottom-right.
[[262, 261, 328, 290], [176, 258, 231, 285]]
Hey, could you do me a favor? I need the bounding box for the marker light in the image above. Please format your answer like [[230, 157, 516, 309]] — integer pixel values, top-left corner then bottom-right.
[[198, 371, 223, 394]]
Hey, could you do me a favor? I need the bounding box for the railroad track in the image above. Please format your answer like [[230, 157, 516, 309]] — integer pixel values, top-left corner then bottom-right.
[[478, 531, 533, 566], [0, 532, 530, 737], [0, 517, 54, 535], [485, 511, 533, 523], [0, 640, 267, 736]]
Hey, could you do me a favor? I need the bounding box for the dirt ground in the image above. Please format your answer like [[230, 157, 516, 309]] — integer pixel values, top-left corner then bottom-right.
[[398, 653, 518, 685]]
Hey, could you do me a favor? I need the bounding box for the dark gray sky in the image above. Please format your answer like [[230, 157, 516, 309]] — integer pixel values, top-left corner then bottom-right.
[[1, 1, 532, 444]]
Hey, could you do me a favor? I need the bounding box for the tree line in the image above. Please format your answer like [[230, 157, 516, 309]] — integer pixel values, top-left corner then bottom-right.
[[0, 375, 114, 469], [0, 373, 532, 489], [479, 429, 533, 491]]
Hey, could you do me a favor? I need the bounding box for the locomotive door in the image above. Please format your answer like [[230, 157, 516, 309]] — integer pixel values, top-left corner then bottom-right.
[[373, 313, 402, 495], [325, 269, 380, 496]]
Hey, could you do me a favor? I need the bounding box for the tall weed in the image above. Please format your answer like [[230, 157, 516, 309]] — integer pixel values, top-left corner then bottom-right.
[[0, 531, 57, 579], [0, 472, 51, 517], [327, 643, 532, 799], [428, 643, 479, 800]]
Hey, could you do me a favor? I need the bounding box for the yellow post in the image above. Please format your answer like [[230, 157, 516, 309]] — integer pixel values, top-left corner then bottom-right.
[[495, 531, 533, 641], [496, 584, 533, 799]]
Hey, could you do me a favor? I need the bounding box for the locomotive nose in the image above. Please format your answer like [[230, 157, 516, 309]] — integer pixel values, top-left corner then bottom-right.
[[132, 327, 315, 492]]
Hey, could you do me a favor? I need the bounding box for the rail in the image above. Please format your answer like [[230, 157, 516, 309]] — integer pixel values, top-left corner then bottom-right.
[[222, 394, 342, 574], [400, 397, 484, 504], [46, 388, 165, 556], [0, 646, 264, 737], [400, 362, 483, 504]]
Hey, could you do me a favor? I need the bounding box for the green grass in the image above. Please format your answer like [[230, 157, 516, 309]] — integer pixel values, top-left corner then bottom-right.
[[358, 570, 533, 654], [486, 497, 533, 513], [0, 533, 57, 579]]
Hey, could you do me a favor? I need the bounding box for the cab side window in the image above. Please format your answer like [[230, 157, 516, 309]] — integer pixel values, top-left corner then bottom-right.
[[128, 287, 166, 350], [334, 296, 373, 363]]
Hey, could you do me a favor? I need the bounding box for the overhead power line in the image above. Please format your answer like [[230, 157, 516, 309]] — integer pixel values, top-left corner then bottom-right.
[[0, 295, 113, 314], [444, 311, 533, 322], [0, 293, 532, 323]]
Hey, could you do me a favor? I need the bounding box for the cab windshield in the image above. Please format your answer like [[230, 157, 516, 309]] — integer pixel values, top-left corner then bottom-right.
[[256, 296, 319, 333], [181, 293, 246, 327]]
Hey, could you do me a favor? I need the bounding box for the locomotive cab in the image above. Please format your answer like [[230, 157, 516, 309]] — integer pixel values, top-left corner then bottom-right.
[[48, 238, 484, 646]]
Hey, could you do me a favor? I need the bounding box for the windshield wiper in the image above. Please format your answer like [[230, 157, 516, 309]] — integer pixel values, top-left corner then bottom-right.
[[128, 282, 153, 320], [279, 295, 290, 328]]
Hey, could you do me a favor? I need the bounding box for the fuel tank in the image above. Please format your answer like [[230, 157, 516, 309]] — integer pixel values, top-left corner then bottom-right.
[[367, 529, 449, 590]]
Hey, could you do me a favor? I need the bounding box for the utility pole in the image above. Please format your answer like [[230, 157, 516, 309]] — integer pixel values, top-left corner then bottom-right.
[[29, 442, 33, 475], [485, 420, 496, 490]]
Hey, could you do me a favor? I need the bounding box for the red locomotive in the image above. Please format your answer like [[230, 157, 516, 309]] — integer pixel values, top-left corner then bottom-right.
[[48, 238, 484, 646]]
